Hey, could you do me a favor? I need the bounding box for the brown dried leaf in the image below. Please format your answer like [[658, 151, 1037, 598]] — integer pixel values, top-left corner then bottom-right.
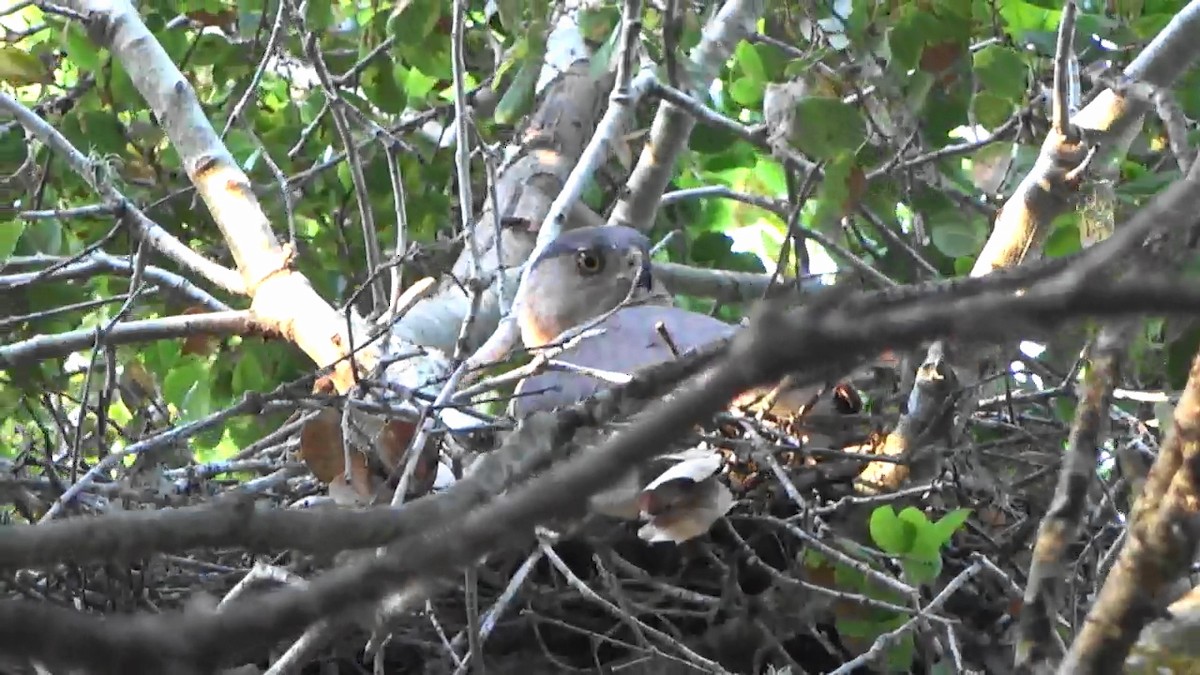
[[299, 409, 345, 484]]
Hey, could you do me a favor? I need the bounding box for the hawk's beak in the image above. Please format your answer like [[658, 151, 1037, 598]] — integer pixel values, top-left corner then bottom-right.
[[623, 247, 653, 290]]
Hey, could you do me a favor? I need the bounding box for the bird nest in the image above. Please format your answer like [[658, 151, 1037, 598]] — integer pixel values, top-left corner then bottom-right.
[[2, 347, 1141, 675]]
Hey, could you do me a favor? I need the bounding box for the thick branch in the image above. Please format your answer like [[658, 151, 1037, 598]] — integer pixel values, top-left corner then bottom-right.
[[972, 0, 1200, 275], [0, 310, 261, 364], [61, 0, 366, 392], [1058, 348, 1200, 673], [606, 0, 765, 232]]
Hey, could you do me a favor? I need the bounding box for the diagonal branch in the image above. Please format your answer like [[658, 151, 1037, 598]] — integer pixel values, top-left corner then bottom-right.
[[1, 173, 1200, 672], [973, 0, 1200, 275], [606, 0, 765, 232], [56, 0, 368, 393]]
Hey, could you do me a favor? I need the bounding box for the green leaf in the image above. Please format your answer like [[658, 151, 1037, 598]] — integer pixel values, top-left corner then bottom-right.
[[905, 70, 936, 114], [231, 348, 266, 395], [496, 45, 542, 124], [803, 549, 827, 568], [901, 556, 941, 586], [835, 617, 880, 639], [305, 0, 332, 31], [401, 66, 439, 102], [104, 60, 140, 113], [21, 217, 63, 255], [973, 44, 1027, 101], [728, 77, 764, 108], [363, 57, 407, 114], [905, 526, 945, 584], [0, 221, 24, 263], [0, 47, 51, 85], [589, 16, 621, 78], [76, 111, 127, 156], [833, 560, 868, 590], [791, 97, 866, 161], [225, 128, 257, 165], [577, 5, 617, 42], [1044, 218, 1081, 258], [930, 508, 972, 546], [1168, 327, 1200, 390], [813, 152, 854, 227], [61, 22, 103, 72], [1054, 396, 1077, 425], [180, 378, 213, 423], [929, 214, 986, 259], [972, 91, 1016, 129], [886, 631, 916, 672], [388, 0, 442, 46], [897, 506, 929, 528], [869, 506, 916, 555], [887, 10, 935, 71], [1131, 13, 1174, 40], [145, 339, 182, 376], [998, 1, 1061, 37], [735, 42, 766, 83], [163, 356, 206, 411]]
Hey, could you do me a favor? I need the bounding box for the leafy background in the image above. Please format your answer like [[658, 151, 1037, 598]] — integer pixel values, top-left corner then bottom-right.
[[2, 0, 1199, 671], [5, 0, 1194, 464]]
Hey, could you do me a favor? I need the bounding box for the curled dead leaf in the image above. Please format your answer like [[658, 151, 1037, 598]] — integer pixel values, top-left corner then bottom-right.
[[636, 453, 733, 544], [299, 408, 378, 506]]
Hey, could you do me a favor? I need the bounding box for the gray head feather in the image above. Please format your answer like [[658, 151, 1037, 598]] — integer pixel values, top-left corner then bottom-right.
[[531, 226, 651, 267]]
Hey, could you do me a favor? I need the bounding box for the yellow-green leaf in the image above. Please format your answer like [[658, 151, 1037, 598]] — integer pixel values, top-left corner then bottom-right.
[[0, 47, 50, 85]]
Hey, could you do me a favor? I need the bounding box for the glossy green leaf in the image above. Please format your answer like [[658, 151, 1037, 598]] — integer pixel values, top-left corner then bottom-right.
[[897, 506, 931, 535]]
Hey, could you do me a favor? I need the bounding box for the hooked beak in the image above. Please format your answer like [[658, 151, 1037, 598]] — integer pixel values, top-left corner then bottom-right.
[[622, 247, 653, 291]]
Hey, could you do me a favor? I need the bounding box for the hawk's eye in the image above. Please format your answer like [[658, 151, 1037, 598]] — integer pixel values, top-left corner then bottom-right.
[[575, 249, 605, 275]]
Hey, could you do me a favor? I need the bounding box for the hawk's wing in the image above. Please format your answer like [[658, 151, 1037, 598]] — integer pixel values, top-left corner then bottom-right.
[[511, 304, 736, 417]]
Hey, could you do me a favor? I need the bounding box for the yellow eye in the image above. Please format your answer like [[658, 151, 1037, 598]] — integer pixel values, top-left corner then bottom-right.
[[575, 249, 605, 275]]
